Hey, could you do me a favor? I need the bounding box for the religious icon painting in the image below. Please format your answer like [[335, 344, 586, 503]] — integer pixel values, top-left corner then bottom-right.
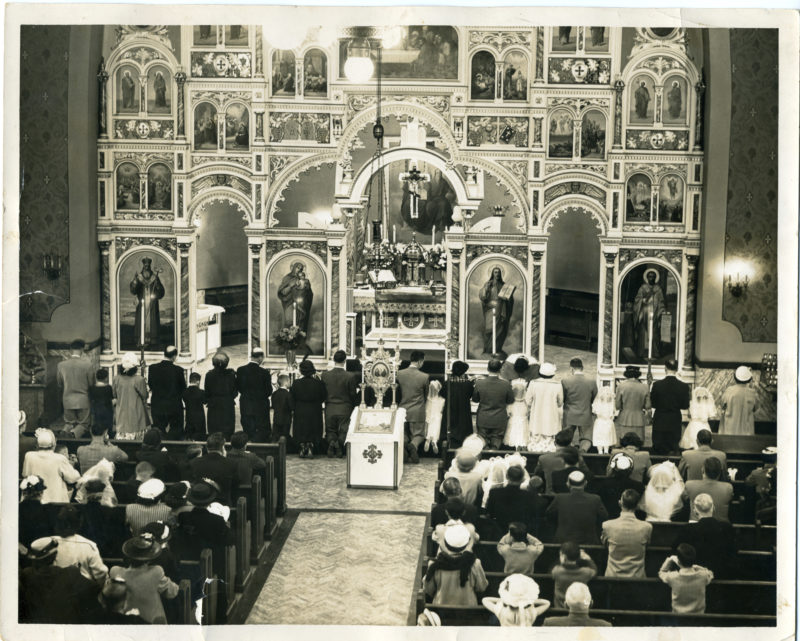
[[662, 75, 688, 125], [225, 103, 250, 151], [146, 65, 170, 114], [502, 51, 528, 101], [552, 26, 577, 52], [625, 173, 653, 222], [586, 27, 609, 52], [116, 163, 140, 210], [466, 260, 525, 360], [629, 75, 656, 125], [116, 65, 139, 113], [271, 50, 296, 97], [266, 254, 326, 357], [470, 50, 496, 100], [193, 25, 217, 46], [617, 262, 679, 365], [117, 250, 176, 352], [658, 174, 684, 224], [303, 49, 328, 97], [548, 108, 574, 158], [580, 110, 606, 159], [225, 25, 248, 46], [147, 164, 172, 211], [194, 102, 218, 150]]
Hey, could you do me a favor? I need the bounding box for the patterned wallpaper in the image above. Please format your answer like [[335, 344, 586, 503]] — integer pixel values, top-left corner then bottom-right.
[[19, 25, 71, 322], [722, 29, 778, 342]]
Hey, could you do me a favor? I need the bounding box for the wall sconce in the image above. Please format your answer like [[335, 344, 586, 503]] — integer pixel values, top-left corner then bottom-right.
[[191, 215, 202, 229], [725, 272, 749, 297], [493, 205, 506, 218], [42, 253, 62, 280]]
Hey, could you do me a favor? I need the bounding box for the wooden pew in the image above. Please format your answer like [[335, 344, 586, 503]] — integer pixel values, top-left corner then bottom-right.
[[177, 579, 194, 624]]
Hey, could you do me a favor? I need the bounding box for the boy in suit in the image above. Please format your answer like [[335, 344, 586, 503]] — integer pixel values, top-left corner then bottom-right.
[[270, 374, 293, 442], [396, 350, 429, 463], [472, 359, 514, 449], [182, 372, 206, 440]]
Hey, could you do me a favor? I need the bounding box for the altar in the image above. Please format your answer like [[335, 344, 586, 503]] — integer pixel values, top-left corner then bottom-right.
[[345, 406, 406, 489]]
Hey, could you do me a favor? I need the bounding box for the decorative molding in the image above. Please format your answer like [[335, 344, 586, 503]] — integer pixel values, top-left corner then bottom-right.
[[547, 96, 610, 113], [191, 173, 253, 198], [119, 45, 166, 65], [545, 163, 607, 176], [468, 30, 532, 52], [115, 26, 173, 50], [114, 119, 174, 140], [495, 160, 528, 187], [114, 236, 177, 260], [191, 154, 252, 169], [190, 90, 252, 108], [625, 163, 688, 179], [617, 247, 683, 270], [191, 51, 252, 78], [636, 54, 688, 78], [263, 239, 328, 264], [269, 112, 331, 144], [542, 202, 606, 235], [625, 129, 690, 151], [114, 151, 173, 169], [346, 93, 451, 120], [465, 244, 528, 268], [114, 211, 174, 221], [548, 58, 611, 85], [544, 181, 607, 207]]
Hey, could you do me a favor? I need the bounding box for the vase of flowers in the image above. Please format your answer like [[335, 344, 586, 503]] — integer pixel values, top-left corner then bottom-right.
[[274, 325, 306, 368]]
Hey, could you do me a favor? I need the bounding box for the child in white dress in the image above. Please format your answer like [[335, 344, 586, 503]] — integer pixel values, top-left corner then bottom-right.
[[591, 387, 617, 454], [679, 386, 717, 450], [504, 358, 531, 450], [424, 379, 446, 454]]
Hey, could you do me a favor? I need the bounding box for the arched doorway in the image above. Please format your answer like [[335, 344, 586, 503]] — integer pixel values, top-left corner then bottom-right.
[[544, 207, 602, 356]]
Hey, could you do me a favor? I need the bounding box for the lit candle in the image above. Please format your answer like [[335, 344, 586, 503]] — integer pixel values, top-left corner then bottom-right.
[[431, 225, 436, 247], [293, 301, 297, 326], [140, 299, 145, 346], [492, 308, 497, 355], [648, 309, 654, 360]]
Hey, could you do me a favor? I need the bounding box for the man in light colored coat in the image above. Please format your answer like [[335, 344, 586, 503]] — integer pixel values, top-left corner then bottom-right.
[[561, 358, 597, 452], [56, 339, 96, 437], [396, 350, 429, 463], [601, 488, 652, 577]]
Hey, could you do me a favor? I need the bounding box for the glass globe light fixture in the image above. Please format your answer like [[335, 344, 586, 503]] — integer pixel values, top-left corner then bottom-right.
[[344, 37, 374, 83]]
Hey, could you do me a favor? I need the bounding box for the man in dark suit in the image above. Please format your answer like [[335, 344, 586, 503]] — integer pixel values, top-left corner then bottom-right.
[[397, 350, 429, 463], [236, 348, 272, 442], [649, 358, 690, 454], [472, 359, 514, 449], [679, 429, 729, 481], [551, 447, 595, 493], [546, 471, 608, 544], [56, 339, 96, 437], [533, 429, 591, 493], [136, 428, 180, 482], [672, 493, 738, 578], [320, 350, 359, 458], [188, 432, 249, 506], [561, 358, 598, 451], [148, 346, 186, 439], [485, 464, 548, 536]]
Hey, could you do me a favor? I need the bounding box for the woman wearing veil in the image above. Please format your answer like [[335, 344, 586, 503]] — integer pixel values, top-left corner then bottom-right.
[[639, 461, 684, 521]]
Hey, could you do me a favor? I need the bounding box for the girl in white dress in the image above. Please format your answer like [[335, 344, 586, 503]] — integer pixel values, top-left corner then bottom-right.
[[525, 363, 562, 452], [591, 386, 617, 454], [679, 386, 717, 450], [424, 379, 446, 454], [640, 461, 685, 521], [504, 358, 531, 449]]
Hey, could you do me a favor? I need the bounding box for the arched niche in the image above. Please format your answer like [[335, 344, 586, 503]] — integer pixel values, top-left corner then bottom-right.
[[580, 110, 607, 160], [224, 102, 250, 151], [273, 161, 336, 228], [625, 173, 653, 223], [116, 64, 139, 114], [456, 166, 525, 234], [629, 74, 656, 125], [265, 252, 327, 357], [663, 74, 689, 125], [470, 50, 495, 100], [271, 50, 296, 97], [303, 48, 328, 97], [116, 248, 176, 352], [195, 199, 248, 292], [116, 162, 140, 210], [146, 65, 171, 115], [502, 50, 528, 101], [465, 257, 526, 359], [548, 108, 574, 158], [194, 102, 218, 150], [617, 261, 680, 365], [146, 163, 171, 211]]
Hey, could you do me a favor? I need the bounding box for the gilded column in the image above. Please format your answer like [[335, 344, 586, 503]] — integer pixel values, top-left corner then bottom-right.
[[683, 254, 699, 369], [255, 112, 265, 142], [255, 27, 264, 77], [602, 251, 616, 366], [250, 243, 263, 350], [99, 241, 112, 353], [175, 68, 187, 139], [329, 244, 342, 349], [448, 246, 463, 358], [534, 27, 544, 83], [178, 243, 191, 356], [97, 57, 109, 139], [613, 78, 625, 149], [530, 250, 543, 360]]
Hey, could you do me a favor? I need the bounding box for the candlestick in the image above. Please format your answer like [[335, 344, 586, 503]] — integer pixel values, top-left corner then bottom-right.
[[647, 309, 654, 360], [431, 225, 436, 247], [140, 300, 145, 346], [492, 308, 497, 355], [293, 301, 297, 326], [379, 309, 384, 328]]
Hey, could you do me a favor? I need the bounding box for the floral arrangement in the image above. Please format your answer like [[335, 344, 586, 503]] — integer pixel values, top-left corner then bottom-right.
[[274, 325, 306, 349], [426, 243, 448, 272]]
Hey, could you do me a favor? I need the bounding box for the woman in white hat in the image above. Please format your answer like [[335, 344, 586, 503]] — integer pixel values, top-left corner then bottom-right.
[[113, 352, 150, 439], [524, 362, 563, 452], [719, 366, 758, 436], [21, 428, 80, 503], [423, 523, 488, 606], [482, 573, 550, 626]]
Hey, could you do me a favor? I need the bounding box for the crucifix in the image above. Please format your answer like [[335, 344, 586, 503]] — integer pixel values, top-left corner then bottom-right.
[[399, 160, 430, 219]]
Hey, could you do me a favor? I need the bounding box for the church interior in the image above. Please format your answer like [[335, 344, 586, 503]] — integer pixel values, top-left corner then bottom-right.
[[10, 16, 793, 632]]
